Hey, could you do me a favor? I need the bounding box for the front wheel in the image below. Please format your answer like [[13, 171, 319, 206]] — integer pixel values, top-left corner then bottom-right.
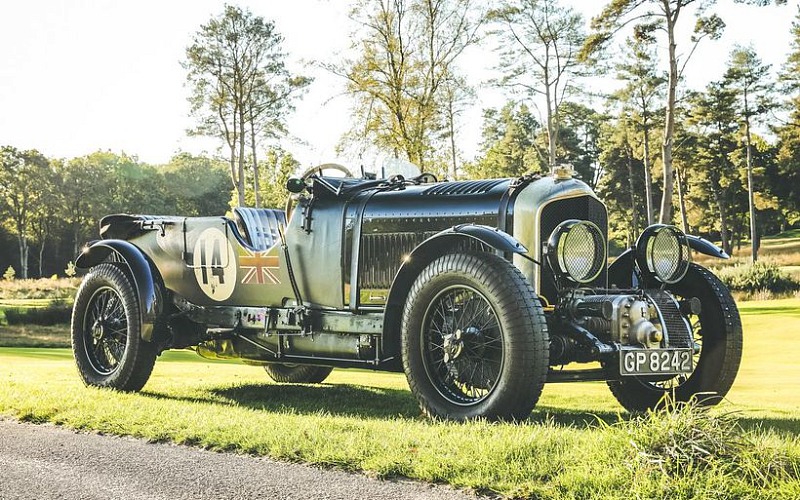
[[71, 263, 157, 391], [608, 264, 743, 412], [401, 252, 549, 421], [264, 364, 333, 384]]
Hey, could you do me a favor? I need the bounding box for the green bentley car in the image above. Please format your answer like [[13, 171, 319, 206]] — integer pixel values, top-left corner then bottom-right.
[[72, 163, 741, 421]]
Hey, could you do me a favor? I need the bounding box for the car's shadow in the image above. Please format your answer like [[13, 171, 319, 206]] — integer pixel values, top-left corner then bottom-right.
[[142, 384, 800, 434], [144, 382, 623, 426]]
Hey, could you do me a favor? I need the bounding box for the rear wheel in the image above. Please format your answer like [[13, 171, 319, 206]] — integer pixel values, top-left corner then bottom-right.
[[401, 252, 548, 421], [608, 264, 742, 412], [264, 364, 333, 384], [71, 263, 157, 391]]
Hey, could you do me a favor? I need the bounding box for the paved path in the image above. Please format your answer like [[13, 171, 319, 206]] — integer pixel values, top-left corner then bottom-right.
[[0, 419, 481, 500]]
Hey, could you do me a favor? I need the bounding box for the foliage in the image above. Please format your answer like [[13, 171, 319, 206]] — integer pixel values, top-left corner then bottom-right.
[[3, 302, 72, 326], [331, 0, 481, 175], [489, 0, 587, 169], [465, 101, 543, 179], [0, 148, 236, 279], [769, 6, 800, 227], [715, 261, 800, 295], [161, 153, 231, 217], [610, 33, 665, 226], [3, 266, 15, 281], [0, 147, 51, 279], [237, 147, 299, 209]]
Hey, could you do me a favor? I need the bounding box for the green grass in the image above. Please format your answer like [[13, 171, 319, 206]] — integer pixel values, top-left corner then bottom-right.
[[765, 229, 800, 240], [0, 299, 799, 498]]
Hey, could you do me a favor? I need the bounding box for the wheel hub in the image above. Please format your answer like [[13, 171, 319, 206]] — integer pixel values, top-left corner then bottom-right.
[[91, 317, 106, 340], [442, 329, 464, 363], [442, 326, 485, 363]]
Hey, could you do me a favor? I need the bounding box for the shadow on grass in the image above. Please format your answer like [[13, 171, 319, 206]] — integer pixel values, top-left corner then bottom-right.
[[144, 382, 423, 420], [143, 382, 800, 433], [143, 381, 625, 426]]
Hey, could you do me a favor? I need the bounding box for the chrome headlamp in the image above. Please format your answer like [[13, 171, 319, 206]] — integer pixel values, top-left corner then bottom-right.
[[546, 220, 606, 284], [635, 225, 690, 284]]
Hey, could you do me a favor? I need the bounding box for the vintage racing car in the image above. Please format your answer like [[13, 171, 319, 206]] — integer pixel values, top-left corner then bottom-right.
[[71, 162, 741, 421]]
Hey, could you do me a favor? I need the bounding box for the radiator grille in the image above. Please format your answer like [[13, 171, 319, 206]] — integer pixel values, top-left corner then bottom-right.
[[539, 196, 608, 302], [358, 231, 488, 289], [647, 290, 693, 348]]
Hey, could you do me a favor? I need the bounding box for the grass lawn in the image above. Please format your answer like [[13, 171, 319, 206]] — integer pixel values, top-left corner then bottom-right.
[[0, 299, 799, 498]]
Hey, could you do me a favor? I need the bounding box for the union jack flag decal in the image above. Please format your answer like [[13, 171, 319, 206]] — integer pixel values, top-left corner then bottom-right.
[[239, 249, 280, 285]]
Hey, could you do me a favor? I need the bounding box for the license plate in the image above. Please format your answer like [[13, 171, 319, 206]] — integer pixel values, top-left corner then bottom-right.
[[620, 348, 693, 376]]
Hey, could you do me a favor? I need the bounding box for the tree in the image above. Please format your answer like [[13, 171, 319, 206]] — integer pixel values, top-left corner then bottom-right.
[[558, 102, 605, 188], [57, 152, 116, 258], [162, 153, 231, 216], [490, 0, 586, 169], [185, 5, 309, 207], [30, 160, 62, 277], [724, 45, 774, 262], [585, 0, 785, 224], [332, 0, 481, 172], [0, 147, 51, 279], [684, 83, 741, 255], [465, 101, 543, 179], [596, 116, 650, 245], [611, 33, 666, 225], [770, 5, 800, 228]]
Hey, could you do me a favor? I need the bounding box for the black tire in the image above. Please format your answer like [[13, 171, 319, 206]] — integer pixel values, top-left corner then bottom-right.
[[608, 263, 743, 412], [264, 364, 333, 384], [401, 252, 549, 421], [71, 263, 157, 391]]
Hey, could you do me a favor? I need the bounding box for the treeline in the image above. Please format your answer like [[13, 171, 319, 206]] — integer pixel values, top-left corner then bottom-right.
[[4, 0, 800, 278], [0, 148, 297, 279], [331, 0, 800, 255]]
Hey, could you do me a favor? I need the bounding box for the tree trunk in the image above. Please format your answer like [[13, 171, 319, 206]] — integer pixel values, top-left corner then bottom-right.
[[744, 106, 758, 262], [544, 61, 556, 169], [17, 236, 28, 280], [448, 98, 458, 180], [38, 233, 46, 278], [675, 164, 689, 234], [642, 117, 654, 226], [711, 184, 732, 256], [626, 143, 639, 240], [237, 106, 247, 207], [250, 116, 260, 208], [659, 7, 679, 224]]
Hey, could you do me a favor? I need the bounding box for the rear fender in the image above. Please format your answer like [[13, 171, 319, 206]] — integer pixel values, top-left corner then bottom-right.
[[76, 240, 161, 342], [381, 225, 527, 362]]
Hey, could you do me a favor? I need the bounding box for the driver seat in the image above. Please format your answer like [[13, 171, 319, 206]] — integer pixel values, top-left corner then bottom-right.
[[232, 207, 286, 251]]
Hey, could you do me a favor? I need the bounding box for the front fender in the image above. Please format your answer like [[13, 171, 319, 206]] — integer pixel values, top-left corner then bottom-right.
[[608, 234, 728, 288], [380, 224, 526, 362], [76, 240, 160, 342]]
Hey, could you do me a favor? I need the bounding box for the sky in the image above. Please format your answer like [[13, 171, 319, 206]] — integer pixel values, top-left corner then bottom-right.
[[0, 0, 798, 170]]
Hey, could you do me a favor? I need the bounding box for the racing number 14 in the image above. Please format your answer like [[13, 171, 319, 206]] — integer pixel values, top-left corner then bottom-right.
[[198, 238, 225, 285]]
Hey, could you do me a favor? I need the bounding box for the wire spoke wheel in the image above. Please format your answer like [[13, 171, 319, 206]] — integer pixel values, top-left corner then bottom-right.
[[71, 263, 157, 391], [607, 264, 742, 412], [401, 252, 549, 421], [421, 286, 503, 406], [83, 286, 129, 375]]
